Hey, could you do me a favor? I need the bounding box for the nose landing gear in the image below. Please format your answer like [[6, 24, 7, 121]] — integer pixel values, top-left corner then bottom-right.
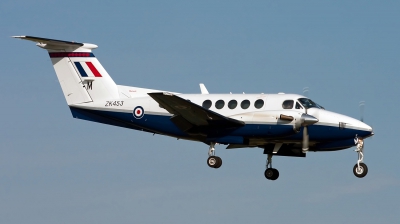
[[264, 154, 279, 180], [353, 137, 368, 178]]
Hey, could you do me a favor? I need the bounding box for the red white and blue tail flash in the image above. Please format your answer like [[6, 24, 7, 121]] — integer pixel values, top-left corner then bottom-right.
[[73, 61, 103, 77]]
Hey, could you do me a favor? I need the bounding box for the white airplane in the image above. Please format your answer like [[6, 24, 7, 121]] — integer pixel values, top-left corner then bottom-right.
[[13, 36, 374, 180]]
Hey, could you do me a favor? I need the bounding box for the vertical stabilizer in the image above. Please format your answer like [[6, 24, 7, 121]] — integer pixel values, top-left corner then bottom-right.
[[13, 36, 119, 105]]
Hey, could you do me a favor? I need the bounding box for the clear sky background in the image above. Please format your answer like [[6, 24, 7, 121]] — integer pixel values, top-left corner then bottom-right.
[[1, 1, 399, 223]]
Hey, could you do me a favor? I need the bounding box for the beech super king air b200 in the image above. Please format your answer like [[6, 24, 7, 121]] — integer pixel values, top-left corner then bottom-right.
[[14, 36, 374, 180]]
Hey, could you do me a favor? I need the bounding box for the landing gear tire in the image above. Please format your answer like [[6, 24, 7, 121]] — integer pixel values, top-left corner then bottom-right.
[[264, 168, 279, 180], [207, 156, 222, 168], [214, 157, 222, 168], [353, 163, 368, 178], [271, 169, 279, 180]]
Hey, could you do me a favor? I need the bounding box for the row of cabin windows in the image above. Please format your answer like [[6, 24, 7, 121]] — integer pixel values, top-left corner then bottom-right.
[[202, 99, 305, 110], [202, 99, 264, 110]]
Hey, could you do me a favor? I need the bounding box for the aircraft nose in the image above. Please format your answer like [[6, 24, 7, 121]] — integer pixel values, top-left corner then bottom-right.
[[349, 117, 374, 138], [362, 122, 374, 137], [322, 110, 374, 138], [355, 118, 372, 131]]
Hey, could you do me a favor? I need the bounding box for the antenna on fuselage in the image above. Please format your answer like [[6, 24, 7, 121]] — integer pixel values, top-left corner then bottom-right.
[[199, 83, 209, 94]]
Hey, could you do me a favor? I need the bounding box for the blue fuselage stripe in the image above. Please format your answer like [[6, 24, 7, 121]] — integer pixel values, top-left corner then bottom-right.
[[70, 107, 372, 150]]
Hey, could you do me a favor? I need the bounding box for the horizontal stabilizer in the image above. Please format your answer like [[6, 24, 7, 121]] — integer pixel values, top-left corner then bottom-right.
[[12, 35, 97, 49]]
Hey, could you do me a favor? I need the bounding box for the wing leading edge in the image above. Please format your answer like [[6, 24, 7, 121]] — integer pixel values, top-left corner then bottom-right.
[[148, 92, 245, 134]]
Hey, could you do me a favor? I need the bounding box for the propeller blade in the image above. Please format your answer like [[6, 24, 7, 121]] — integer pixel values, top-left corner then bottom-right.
[[302, 126, 309, 152], [300, 111, 317, 153], [303, 87, 309, 97], [359, 101, 365, 122], [301, 113, 316, 153]]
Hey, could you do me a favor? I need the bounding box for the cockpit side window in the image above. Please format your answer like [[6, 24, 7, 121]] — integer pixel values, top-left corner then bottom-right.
[[298, 98, 323, 109], [295, 102, 303, 109], [282, 100, 294, 109]]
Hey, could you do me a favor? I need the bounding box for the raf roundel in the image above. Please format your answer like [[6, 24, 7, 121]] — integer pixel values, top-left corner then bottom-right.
[[133, 106, 144, 119]]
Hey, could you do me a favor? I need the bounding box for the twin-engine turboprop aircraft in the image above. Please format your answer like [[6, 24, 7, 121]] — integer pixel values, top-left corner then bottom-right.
[[14, 36, 374, 180]]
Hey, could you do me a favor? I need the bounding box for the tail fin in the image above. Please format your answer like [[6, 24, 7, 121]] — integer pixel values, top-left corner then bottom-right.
[[13, 36, 119, 105]]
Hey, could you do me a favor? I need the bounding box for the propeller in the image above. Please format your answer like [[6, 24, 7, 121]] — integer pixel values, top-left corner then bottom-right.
[[303, 124, 309, 152], [359, 101, 365, 122], [301, 109, 319, 152], [302, 87, 309, 151], [303, 87, 309, 97], [358, 100, 374, 139], [297, 88, 318, 152]]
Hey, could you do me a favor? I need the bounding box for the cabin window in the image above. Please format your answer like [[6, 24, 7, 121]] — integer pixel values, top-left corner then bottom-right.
[[254, 99, 264, 109], [215, 100, 225, 109], [282, 100, 294, 109], [228, 100, 237, 109], [241, 100, 250, 109], [202, 100, 212, 109], [295, 102, 303, 109], [298, 98, 324, 109]]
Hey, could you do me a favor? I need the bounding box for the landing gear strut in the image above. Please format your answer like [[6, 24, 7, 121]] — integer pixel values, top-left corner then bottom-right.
[[264, 154, 279, 180], [207, 142, 222, 169], [353, 146, 368, 178], [353, 137, 368, 178]]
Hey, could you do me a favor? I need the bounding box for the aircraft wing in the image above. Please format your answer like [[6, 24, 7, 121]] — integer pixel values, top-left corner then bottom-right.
[[148, 92, 245, 132]]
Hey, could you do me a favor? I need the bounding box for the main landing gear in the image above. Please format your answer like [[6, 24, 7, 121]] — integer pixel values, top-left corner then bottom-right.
[[207, 142, 222, 169], [353, 145, 368, 178], [264, 154, 279, 180]]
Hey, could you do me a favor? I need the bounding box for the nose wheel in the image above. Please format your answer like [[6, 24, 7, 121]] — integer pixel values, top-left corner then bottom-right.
[[353, 136, 368, 178], [264, 154, 279, 180], [353, 163, 368, 178], [207, 142, 222, 169]]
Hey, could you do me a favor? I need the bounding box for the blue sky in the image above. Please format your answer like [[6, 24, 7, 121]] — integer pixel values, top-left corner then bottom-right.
[[1, 1, 399, 223]]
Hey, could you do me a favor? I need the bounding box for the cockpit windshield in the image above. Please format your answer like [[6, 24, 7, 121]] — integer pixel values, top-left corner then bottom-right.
[[298, 98, 324, 109]]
